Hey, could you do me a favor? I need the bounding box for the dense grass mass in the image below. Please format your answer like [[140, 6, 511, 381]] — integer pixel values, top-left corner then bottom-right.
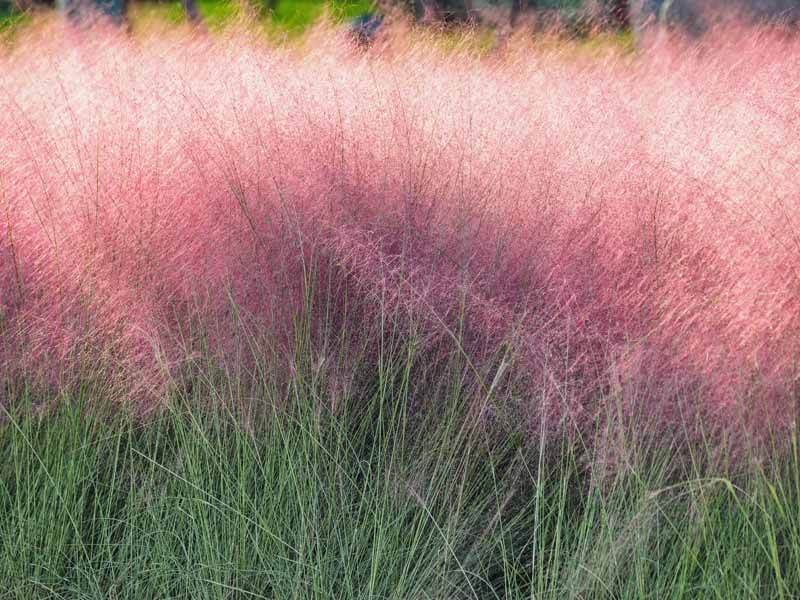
[[1, 17, 800, 597], [5, 375, 800, 598], [3, 22, 799, 432]]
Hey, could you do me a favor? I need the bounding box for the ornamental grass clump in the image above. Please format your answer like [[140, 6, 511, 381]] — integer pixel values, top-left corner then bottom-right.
[[1, 21, 799, 444]]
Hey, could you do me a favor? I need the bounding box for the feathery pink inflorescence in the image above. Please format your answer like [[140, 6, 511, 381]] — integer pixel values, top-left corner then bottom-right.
[[1, 22, 799, 434]]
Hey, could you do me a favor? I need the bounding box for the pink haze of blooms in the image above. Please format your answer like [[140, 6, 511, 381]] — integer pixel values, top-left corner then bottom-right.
[[1, 23, 799, 436]]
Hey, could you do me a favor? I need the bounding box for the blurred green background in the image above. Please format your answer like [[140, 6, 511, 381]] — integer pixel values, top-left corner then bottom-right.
[[0, 0, 376, 35]]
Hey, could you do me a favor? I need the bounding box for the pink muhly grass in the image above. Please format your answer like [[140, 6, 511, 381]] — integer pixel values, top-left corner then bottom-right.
[[0, 22, 799, 440]]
